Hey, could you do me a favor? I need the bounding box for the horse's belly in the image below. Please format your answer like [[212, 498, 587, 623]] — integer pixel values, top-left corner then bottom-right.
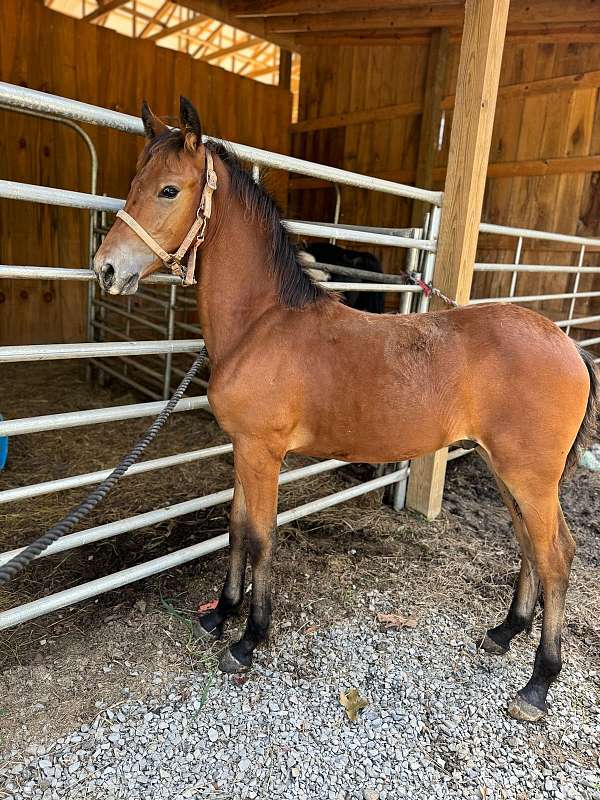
[[289, 410, 454, 464]]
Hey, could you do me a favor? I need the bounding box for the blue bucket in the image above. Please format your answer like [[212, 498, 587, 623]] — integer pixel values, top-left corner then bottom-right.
[[0, 414, 8, 471]]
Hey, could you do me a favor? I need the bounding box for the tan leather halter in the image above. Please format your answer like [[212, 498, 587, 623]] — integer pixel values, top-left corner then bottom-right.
[[116, 149, 217, 287]]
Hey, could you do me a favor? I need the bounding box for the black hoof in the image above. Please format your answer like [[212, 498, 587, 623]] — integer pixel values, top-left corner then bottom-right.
[[507, 692, 546, 722], [219, 647, 251, 674], [479, 632, 509, 656], [192, 615, 222, 641]]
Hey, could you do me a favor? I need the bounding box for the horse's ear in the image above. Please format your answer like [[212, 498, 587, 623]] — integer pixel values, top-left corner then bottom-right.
[[179, 95, 202, 151], [141, 100, 167, 140]]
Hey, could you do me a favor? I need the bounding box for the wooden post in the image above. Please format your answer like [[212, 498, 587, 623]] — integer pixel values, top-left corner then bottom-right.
[[410, 28, 449, 227], [279, 49, 292, 90], [406, 0, 510, 520]]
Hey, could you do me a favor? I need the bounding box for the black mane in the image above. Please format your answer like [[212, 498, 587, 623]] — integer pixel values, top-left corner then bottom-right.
[[142, 129, 328, 309]]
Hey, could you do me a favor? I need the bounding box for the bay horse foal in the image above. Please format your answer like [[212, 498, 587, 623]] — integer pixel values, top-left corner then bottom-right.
[[94, 98, 598, 723]]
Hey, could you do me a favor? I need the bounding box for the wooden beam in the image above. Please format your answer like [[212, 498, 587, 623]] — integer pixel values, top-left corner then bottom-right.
[[266, 7, 464, 33], [289, 154, 600, 192], [147, 13, 208, 41], [138, 0, 172, 37], [502, 24, 600, 44], [231, 0, 461, 13], [248, 64, 279, 78], [265, 2, 600, 32], [291, 31, 434, 46], [479, 154, 600, 179], [291, 100, 423, 133], [279, 49, 292, 89], [192, 21, 223, 57], [199, 36, 262, 62], [406, 0, 510, 521], [411, 28, 449, 227], [292, 24, 600, 46], [291, 67, 600, 135], [83, 0, 129, 23], [442, 68, 600, 109], [175, 0, 296, 49]]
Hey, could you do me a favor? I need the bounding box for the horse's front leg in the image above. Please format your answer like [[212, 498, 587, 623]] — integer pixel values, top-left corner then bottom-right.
[[219, 437, 282, 673], [194, 473, 248, 640]]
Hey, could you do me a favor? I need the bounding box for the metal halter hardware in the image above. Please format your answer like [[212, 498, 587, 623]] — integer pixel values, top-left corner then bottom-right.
[[116, 149, 217, 287]]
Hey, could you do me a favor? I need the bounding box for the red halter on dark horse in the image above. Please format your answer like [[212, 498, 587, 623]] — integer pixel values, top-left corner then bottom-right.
[[94, 97, 598, 723]]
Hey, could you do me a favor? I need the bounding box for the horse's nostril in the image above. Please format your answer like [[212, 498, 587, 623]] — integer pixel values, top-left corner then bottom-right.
[[101, 263, 115, 290]]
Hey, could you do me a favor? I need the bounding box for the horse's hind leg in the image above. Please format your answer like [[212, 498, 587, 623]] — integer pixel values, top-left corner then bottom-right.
[[507, 497, 575, 721], [488, 465, 575, 722], [194, 474, 248, 640], [478, 452, 540, 655]]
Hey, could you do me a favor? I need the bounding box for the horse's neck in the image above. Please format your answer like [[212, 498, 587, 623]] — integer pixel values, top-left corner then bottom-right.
[[197, 189, 281, 364]]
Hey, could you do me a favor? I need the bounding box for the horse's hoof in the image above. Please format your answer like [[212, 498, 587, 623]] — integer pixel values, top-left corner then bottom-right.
[[479, 633, 509, 656], [219, 648, 250, 674], [192, 617, 222, 641], [507, 693, 546, 723]]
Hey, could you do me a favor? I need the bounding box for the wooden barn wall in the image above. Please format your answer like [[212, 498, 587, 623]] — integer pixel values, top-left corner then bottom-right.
[[291, 44, 428, 280], [0, 0, 292, 346], [291, 41, 600, 331]]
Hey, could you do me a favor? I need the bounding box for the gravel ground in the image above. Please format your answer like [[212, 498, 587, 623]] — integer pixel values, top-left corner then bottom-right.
[[2, 604, 599, 800]]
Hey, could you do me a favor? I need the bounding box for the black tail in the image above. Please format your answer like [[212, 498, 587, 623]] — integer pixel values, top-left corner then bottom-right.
[[563, 345, 599, 479]]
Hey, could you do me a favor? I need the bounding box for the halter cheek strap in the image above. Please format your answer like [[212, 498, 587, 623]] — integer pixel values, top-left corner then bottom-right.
[[116, 149, 217, 287]]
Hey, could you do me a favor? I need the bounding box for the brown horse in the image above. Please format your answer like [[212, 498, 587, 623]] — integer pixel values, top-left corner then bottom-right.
[[94, 97, 598, 723]]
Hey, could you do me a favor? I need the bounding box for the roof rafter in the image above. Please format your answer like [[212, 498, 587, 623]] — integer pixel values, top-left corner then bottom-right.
[[199, 36, 262, 62], [83, 0, 131, 23], [147, 12, 208, 40], [176, 0, 296, 49], [138, 0, 173, 37]]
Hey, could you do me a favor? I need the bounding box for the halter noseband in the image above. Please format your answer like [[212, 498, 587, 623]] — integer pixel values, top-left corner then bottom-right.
[[116, 149, 217, 287]]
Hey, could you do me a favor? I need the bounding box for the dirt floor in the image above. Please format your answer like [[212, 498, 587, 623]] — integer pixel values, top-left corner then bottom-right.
[[0, 361, 599, 756]]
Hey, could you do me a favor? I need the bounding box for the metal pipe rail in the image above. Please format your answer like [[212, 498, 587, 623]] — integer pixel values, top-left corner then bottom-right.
[[474, 221, 600, 367], [0, 180, 436, 252], [0, 265, 180, 284], [470, 290, 600, 305], [0, 339, 203, 363], [0, 82, 442, 207], [479, 221, 600, 249], [317, 282, 421, 293], [300, 222, 421, 237], [0, 262, 425, 296], [475, 263, 600, 274], [0, 444, 234, 505], [0, 465, 406, 630], [0, 395, 210, 437], [0, 459, 346, 569]]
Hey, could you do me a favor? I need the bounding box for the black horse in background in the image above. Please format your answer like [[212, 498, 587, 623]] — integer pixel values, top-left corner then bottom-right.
[[302, 242, 385, 313]]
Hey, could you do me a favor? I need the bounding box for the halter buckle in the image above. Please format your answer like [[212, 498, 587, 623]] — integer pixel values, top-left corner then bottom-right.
[[206, 169, 218, 190], [196, 215, 208, 243]]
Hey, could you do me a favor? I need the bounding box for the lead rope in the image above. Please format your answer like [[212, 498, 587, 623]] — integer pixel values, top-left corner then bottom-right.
[[0, 346, 209, 586], [407, 273, 460, 308]]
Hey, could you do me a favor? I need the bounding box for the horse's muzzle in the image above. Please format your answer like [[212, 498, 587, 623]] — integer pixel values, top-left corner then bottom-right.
[[94, 261, 140, 295]]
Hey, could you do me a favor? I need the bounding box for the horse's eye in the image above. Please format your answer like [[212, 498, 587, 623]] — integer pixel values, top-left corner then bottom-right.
[[159, 185, 179, 199]]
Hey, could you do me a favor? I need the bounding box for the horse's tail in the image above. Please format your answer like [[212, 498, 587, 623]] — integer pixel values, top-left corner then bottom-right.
[[563, 344, 599, 479]]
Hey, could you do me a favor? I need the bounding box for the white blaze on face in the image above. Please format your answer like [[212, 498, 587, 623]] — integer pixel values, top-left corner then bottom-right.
[[298, 250, 330, 283]]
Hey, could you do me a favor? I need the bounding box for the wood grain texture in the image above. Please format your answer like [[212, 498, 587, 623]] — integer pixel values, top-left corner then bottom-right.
[[411, 28, 449, 226], [406, 0, 510, 519], [0, 0, 291, 346]]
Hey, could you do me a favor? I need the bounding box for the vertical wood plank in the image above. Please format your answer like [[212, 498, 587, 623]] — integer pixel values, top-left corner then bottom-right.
[[411, 28, 449, 227], [279, 49, 292, 90], [406, 0, 510, 520]]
